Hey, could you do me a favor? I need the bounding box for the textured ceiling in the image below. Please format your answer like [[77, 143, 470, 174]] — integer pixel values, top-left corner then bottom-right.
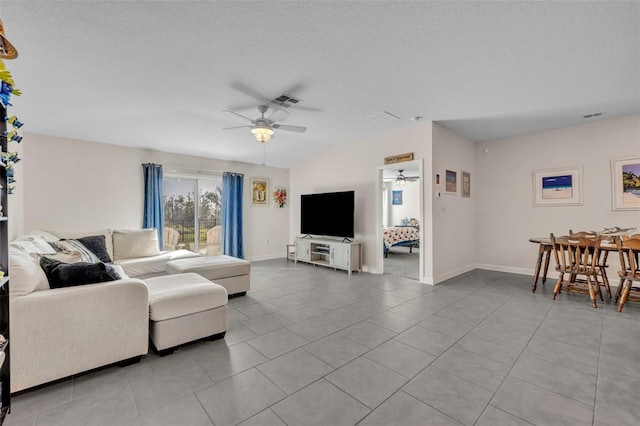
[[3, 1, 639, 168]]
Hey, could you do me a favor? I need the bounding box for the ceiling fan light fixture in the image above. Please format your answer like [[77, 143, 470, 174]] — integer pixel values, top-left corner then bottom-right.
[[396, 174, 406, 185], [251, 126, 274, 142]]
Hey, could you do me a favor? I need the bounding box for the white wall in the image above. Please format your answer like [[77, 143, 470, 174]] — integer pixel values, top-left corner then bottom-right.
[[475, 114, 640, 275], [431, 123, 477, 282], [289, 122, 434, 280], [19, 133, 290, 261], [388, 180, 421, 226]]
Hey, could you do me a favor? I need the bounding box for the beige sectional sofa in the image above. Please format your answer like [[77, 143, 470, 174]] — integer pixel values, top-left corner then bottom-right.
[[7, 228, 241, 393]]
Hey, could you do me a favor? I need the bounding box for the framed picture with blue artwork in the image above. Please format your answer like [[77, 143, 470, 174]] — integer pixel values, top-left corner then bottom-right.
[[392, 190, 403, 205], [533, 166, 583, 206]]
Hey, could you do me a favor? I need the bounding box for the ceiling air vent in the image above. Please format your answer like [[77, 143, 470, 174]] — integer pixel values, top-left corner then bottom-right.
[[363, 111, 400, 126], [270, 94, 302, 108]]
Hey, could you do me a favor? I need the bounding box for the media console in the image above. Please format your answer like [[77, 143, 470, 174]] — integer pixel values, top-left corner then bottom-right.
[[294, 238, 362, 275]]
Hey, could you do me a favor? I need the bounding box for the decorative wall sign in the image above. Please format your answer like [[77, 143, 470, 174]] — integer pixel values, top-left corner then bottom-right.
[[533, 166, 583, 206], [611, 156, 640, 210], [445, 169, 457, 194], [250, 178, 269, 206], [384, 152, 414, 165], [273, 187, 288, 208], [461, 171, 471, 198], [392, 190, 403, 205]]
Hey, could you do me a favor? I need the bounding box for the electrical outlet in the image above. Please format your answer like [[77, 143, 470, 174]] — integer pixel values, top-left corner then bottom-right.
[[265, 239, 269, 245]]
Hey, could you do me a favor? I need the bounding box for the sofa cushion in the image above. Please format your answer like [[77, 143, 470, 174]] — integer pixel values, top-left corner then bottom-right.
[[76, 235, 112, 263], [144, 273, 227, 322], [165, 255, 251, 280], [11, 236, 57, 255], [9, 248, 50, 298], [114, 249, 200, 277], [112, 229, 160, 260], [15, 229, 59, 243], [39, 257, 119, 289], [51, 240, 101, 263], [49, 229, 114, 261]]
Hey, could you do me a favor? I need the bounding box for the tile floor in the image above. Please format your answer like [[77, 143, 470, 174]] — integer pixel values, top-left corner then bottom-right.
[[6, 260, 640, 426]]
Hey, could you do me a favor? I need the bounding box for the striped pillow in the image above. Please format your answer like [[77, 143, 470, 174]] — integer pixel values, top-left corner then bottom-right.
[[50, 240, 101, 264]]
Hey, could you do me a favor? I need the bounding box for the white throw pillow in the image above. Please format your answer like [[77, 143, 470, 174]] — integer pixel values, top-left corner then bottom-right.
[[9, 240, 42, 254], [8, 248, 50, 298], [15, 229, 60, 243], [112, 229, 160, 260]]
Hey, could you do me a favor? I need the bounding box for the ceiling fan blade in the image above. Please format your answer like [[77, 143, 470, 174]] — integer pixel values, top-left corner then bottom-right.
[[266, 108, 289, 122], [229, 82, 268, 103], [222, 110, 255, 123], [406, 177, 420, 181], [273, 124, 306, 133], [222, 125, 253, 130]]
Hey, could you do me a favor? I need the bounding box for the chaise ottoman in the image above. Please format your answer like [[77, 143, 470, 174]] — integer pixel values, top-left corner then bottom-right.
[[144, 273, 228, 354], [165, 255, 251, 297]]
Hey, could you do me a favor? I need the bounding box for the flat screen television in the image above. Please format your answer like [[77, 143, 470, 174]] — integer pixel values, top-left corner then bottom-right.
[[301, 191, 355, 238]]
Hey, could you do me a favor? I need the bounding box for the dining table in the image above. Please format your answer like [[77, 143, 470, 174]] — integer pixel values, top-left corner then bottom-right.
[[529, 236, 620, 293], [529, 237, 553, 293]]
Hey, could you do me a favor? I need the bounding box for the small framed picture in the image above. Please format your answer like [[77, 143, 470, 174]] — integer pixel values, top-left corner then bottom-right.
[[532, 166, 583, 206], [435, 172, 441, 187], [445, 169, 457, 194], [611, 156, 640, 210], [250, 178, 269, 206], [392, 190, 403, 205], [273, 187, 288, 208], [461, 171, 471, 198]]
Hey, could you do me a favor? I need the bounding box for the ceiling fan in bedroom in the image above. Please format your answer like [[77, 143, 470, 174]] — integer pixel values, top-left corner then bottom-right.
[[384, 169, 419, 186], [222, 105, 307, 143]]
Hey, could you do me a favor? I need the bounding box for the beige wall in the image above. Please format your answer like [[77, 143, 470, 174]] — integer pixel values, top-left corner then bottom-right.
[[474, 114, 640, 275], [18, 133, 290, 261], [431, 123, 477, 282], [388, 180, 421, 226], [289, 121, 435, 282]]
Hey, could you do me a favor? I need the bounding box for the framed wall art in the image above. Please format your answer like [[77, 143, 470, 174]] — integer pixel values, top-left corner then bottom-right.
[[434, 172, 441, 187], [392, 190, 403, 205], [273, 187, 288, 208], [445, 169, 457, 194], [250, 178, 269, 206], [461, 170, 471, 198], [611, 155, 640, 210], [532, 166, 583, 206]]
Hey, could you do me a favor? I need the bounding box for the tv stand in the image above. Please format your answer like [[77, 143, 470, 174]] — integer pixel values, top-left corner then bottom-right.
[[294, 237, 362, 275]]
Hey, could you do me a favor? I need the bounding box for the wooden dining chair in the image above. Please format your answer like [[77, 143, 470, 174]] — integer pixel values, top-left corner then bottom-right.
[[615, 235, 640, 312], [569, 230, 613, 298], [551, 233, 604, 308]]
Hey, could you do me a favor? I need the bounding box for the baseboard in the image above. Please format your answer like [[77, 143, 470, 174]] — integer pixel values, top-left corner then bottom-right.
[[246, 254, 287, 262], [475, 263, 538, 277], [362, 265, 377, 274], [428, 263, 477, 285]]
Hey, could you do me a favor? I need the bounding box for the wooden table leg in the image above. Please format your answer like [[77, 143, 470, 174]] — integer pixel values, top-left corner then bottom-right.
[[532, 244, 546, 292], [541, 249, 551, 284]]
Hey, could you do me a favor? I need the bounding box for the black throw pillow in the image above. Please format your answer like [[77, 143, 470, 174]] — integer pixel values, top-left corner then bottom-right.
[[76, 235, 112, 263], [39, 257, 119, 289]]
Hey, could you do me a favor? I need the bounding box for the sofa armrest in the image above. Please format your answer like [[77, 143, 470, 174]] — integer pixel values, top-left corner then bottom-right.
[[9, 279, 149, 393]]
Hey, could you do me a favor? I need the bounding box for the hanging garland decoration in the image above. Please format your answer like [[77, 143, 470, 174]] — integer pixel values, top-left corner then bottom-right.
[[0, 18, 21, 195]]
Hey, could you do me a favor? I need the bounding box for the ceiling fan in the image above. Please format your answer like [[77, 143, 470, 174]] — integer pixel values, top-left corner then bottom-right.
[[384, 169, 419, 185], [222, 105, 307, 143]]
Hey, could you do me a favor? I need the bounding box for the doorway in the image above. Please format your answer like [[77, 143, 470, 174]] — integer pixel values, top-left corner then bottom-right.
[[376, 159, 424, 281]]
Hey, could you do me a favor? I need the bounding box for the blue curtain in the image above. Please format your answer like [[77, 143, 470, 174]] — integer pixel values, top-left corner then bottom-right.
[[222, 172, 244, 259], [142, 163, 164, 249]]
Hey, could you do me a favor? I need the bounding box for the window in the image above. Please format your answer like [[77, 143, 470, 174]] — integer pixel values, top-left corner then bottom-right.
[[163, 174, 222, 253]]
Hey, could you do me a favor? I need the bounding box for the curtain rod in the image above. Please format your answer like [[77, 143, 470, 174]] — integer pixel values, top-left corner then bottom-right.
[[164, 167, 223, 177]]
